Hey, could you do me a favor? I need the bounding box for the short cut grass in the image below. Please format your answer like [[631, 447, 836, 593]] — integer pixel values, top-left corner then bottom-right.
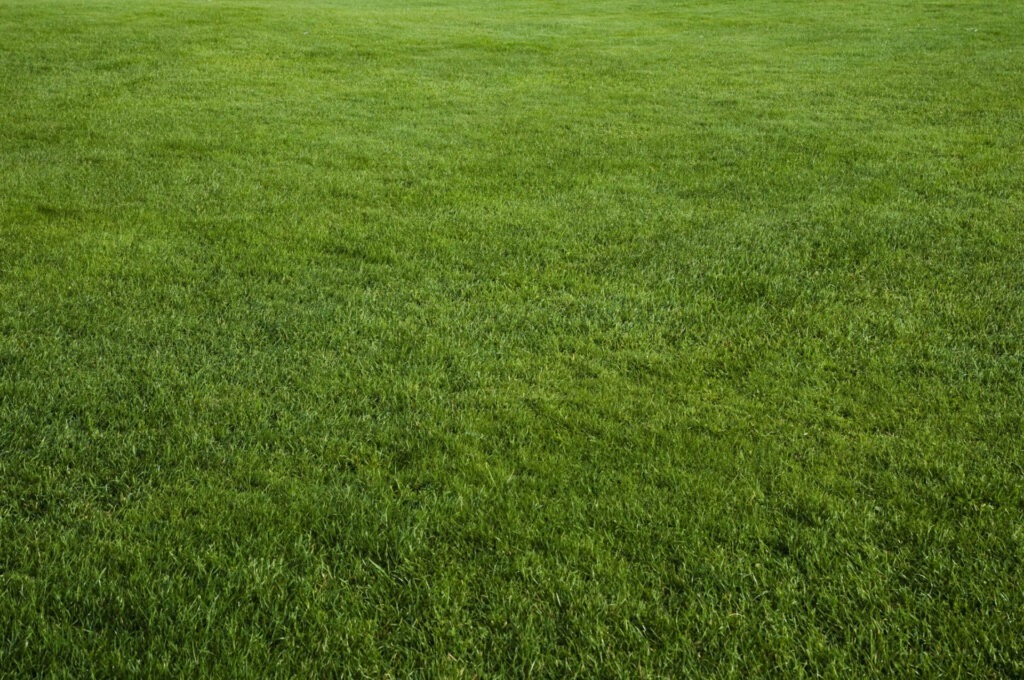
[[1, 0, 1022, 676]]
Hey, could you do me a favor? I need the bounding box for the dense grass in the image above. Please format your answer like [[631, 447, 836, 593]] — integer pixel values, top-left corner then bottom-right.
[[1, 0, 1022, 675]]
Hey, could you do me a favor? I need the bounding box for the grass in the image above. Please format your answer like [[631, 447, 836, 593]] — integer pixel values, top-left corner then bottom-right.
[[1, 0, 1022, 675]]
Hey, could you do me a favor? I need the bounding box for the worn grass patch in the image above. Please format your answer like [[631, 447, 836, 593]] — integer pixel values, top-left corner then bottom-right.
[[1, 0, 1022, 675]]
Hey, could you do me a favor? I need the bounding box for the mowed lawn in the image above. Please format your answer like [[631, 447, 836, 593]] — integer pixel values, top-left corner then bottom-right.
[[1, 0, 1022, 675]]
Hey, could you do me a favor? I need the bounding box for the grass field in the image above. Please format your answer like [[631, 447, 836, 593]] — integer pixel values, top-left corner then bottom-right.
[[1, 0, 1023, 675]]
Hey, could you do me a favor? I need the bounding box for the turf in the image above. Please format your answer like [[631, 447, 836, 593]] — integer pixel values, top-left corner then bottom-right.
[[1, 0, 1022, 676]]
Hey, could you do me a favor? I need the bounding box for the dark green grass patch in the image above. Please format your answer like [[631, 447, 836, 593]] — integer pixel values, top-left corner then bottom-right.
[[1, 0, 1022, 676]]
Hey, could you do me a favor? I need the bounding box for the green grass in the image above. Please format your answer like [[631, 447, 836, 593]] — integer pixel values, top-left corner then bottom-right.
[[1, 0, 1022, 675]]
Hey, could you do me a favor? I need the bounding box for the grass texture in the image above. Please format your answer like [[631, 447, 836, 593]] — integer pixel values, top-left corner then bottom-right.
[[1, 0, 1022, 676]]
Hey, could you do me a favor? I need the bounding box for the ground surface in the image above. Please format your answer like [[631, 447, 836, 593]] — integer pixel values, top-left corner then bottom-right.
[[1, 0, 1022, 676]]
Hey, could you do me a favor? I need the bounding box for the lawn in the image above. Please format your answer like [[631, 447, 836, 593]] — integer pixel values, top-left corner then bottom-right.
[[1, 0, 1022, 675]]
